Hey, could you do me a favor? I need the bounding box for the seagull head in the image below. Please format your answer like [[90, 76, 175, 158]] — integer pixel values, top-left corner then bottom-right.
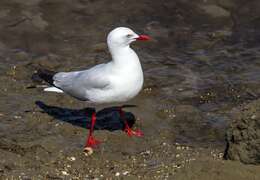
[[107, 27, 150, 49]]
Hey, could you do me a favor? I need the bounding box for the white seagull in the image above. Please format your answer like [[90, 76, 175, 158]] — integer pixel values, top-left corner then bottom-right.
[[40, 27, 150, 149]]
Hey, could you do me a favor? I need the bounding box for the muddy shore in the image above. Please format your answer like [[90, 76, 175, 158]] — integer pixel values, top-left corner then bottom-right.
[[1, 0, 260, 179]]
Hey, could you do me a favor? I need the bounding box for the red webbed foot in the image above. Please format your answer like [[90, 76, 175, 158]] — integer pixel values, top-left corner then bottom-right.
[[124, 125, 144, 137], [85, 135, 101, 148], [119, 107, 144, 137]]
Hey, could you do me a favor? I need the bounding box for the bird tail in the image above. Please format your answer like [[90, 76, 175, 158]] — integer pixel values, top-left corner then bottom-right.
[[31, 69, 63, 93], [32, 69, 56, 86]]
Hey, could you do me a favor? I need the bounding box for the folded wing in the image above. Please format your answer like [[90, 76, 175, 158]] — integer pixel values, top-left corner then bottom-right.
[[52, 63, 111, 101]]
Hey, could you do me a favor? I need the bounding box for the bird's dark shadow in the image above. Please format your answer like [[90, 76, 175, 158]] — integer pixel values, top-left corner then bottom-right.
[[35, 101, 136, 131]]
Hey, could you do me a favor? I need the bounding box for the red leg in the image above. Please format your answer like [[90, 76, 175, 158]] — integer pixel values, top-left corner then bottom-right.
[[119, 107, 144, 137], [85, 112, 100, 148]]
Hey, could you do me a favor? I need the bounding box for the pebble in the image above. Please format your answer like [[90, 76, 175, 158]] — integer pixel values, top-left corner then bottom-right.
[[115, 172, 120, 176], [14, 115, 22, 119], [169, 114, 176, 118], [61, 170, 69, 176], [144, 87, 152, 93], [251, 115, 256, 119], [141, 150, 151, 155], [218, 153, 224, 158], [122, 171, 129, 175], [55, 123, 60, 127], [84, 147, 93, 156], [67, 156, 76, 161]]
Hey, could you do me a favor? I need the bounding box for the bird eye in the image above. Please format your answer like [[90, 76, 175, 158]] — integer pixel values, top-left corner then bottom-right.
[[126, 34, 133, 38]]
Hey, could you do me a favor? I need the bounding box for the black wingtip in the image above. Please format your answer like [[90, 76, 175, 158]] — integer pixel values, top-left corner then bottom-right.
[[32, 68, 56, 86]]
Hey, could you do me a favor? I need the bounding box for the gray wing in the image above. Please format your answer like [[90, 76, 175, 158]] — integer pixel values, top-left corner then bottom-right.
[[53, 63, 110, 100]]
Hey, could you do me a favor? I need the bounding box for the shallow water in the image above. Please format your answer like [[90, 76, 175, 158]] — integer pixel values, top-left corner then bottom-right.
[[1, 0, 260, 179]]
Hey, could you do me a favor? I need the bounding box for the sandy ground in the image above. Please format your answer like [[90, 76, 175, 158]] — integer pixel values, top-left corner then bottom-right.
[[0, 0, 260, 179]]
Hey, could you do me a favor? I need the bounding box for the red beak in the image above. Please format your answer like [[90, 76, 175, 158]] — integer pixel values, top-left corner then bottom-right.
[[136, 35, 150, 41]]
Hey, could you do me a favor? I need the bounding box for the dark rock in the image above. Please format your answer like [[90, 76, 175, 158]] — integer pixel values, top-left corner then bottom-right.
[[225, 99, 260, 164]]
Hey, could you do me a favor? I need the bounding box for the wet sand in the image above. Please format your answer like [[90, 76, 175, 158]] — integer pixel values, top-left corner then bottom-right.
[[1, 0, 260, 179]]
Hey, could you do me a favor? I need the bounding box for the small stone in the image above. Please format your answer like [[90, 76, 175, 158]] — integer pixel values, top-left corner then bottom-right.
[[218, 153, 223, 158], [142, 150, 151, 155], [14, 115, 22, 119], [67, 156, 76, 161], [115, 172, 120, 176], [122, 171, 129, 175], [84, 147, 93, 156], [61, 171, 69, 176]]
